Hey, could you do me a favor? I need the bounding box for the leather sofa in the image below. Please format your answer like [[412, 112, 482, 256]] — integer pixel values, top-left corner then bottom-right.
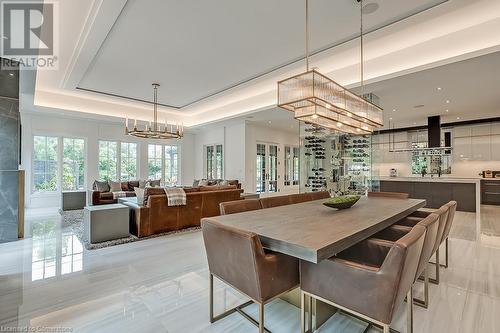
[[91, 180, 241, 205], [122, 186, 243, 237]]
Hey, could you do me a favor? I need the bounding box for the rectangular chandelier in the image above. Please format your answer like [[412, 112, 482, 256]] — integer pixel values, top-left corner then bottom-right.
[[277, 69, 383, 134]]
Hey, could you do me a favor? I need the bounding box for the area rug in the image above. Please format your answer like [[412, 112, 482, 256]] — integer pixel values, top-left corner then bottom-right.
[[60, 209, 200, 250]]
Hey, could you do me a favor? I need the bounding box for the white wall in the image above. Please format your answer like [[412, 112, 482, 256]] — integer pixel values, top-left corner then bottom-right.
[[21, 112, 195, 207]]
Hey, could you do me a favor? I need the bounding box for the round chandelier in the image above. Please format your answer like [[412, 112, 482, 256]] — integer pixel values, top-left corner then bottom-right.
[[125, 83, 184, 139]]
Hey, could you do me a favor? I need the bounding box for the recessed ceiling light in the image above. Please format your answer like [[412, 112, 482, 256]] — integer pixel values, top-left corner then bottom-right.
[[413, 122, 417, 125], [312, 114, 318, 119], [268, 121, 272, 124], [8, 73, 14, 77], [392, 109, 396, 112], [389, 117, 393, 120], [446, 100, 450, 104], [456, 117, 460, 120], [337, 122, 343, 127], [445, 109, 449, 112], [437, 87, 442, 91]]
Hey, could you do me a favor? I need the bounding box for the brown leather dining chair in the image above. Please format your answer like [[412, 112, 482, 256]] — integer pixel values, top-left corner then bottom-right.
[[307, 191, 331, 201], [367, 191, 410, 199], [398, 202, 452, 284], [259, 195, 292, 208], [202, 219, 299, 333], [220, 199, 262, 215], [300, 225, 426, 333], [370, 213, 440, 308], [288, 193, 312, 204]]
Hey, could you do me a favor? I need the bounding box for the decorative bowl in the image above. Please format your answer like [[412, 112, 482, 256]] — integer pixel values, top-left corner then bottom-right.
[[323, 196, 361, 210]]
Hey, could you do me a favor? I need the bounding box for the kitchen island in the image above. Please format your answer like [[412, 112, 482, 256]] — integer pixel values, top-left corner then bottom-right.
[[376, 176, 480, 212]]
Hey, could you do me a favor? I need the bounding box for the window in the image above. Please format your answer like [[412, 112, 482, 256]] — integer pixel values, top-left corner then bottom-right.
[[148, 144, 163, 180], [284, 146, 299, 186], [99, 141, 118, 181], [205, 144, 223, 179], [33, 136, 58, 193], [148, 144, 180, 185], [164, 145, 178, 186], [62, 138, 85, 191], [121, 142, 138, 180]]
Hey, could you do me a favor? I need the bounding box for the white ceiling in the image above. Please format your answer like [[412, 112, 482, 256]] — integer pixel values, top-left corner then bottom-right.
[[29, 0, 500, 128], [357, 50, 500, 128], [77, 0, 445, 108]]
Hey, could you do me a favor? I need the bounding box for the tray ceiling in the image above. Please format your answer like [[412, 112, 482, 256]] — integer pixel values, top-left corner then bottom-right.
[[77, 0, 446, 108]]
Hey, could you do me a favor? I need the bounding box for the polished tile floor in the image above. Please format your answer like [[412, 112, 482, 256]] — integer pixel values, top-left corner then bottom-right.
[[1, 205, 499, 332]]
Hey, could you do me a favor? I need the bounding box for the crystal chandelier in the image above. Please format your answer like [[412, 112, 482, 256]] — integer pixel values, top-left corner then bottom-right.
[[277, 0, 383, 134], [125, 83, 183, 139]]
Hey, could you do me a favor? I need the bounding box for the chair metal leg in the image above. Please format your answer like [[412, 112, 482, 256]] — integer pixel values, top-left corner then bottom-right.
[[413, 268, 429, 309], [259, 302, 265, 333], [407, 288, 414, 333], [444, 237, 449, 268], [428, 249, 440, 285], [209, 273, 271, 333], [301, 290, 306, 333]]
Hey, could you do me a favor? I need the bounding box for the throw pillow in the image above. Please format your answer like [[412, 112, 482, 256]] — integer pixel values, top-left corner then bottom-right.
[[220, 180, 229, 186], [193, 179, 200, 187], [199, 179, 209, 186], [94, 180, 110, 192], [108, 180, 122, 192], [134, 187, 145, 206], [139, 180, 148, 189], [149, 179, 161, 187]]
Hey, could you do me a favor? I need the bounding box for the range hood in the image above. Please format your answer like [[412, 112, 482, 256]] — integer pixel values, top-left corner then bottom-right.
[[388, 115, 453, 153]]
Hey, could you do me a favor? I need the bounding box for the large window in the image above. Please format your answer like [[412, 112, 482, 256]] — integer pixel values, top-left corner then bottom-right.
[[33, 136, 58, 193], [121, 142, 138, 180], [284, 146, 299, 186], [148, 144, 163, 180], [62, 138, 85, 191], [164, 145, 178, 185], [148, 144, 179, 186], [205, 144, 223, 179], [99, 141, 118, 181]]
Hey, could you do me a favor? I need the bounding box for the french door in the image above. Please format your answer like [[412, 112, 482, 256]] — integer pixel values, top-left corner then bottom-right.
[[256, 143, 278, 194]]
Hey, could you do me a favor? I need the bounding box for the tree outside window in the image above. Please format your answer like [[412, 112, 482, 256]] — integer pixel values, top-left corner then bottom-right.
[[62, 138, 85, 191], [33, 136, 58, 192], [99, 141, 118, 181], [121, 142, 138, 181]]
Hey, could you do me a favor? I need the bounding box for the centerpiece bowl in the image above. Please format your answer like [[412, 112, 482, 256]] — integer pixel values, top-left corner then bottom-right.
[[323, 195, 361, 210]]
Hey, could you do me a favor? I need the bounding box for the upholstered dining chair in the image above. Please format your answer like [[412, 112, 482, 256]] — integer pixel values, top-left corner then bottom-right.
[[300, 225, 426, 333], [307, 191, 331, 201], [259, 195, 292, 208], [219, 199, 262, 215], [367, 191, 410, 199], [370, 213, 440, 308], [398, 203, 452, 284], [201, 219, 299, 333], [288, 193, 312, 204]]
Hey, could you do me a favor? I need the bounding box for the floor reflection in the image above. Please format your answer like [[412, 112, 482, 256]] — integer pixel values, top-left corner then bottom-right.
[[31, 219, 83, 281]]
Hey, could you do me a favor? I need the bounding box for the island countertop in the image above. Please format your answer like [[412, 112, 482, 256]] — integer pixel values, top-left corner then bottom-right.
[[375, 176, 481, 184]]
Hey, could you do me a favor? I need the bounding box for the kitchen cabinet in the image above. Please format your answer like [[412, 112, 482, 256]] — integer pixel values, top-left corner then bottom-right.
[[471, 136, 491, 161], [492, 135, 500, 161], [453, 136, 472, 160], [481, 180, 500, 205]]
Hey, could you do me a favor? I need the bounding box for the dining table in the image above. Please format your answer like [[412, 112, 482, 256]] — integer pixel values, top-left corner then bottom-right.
[[203, 196, 426, 263]]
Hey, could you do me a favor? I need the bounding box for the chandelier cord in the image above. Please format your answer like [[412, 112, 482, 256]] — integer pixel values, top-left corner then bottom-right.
[[153, 83, 159, 132], [360, 0, 364, 97], [305, 0, 309, 71]]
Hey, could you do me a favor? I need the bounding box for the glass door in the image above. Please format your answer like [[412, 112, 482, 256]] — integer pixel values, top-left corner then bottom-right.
[[256, 143, 279, 194]]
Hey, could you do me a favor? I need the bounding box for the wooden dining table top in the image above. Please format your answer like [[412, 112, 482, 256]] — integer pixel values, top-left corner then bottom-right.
[[203, 196, 426, 263]]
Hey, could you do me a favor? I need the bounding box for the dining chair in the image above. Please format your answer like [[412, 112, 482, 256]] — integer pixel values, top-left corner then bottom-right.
[[436, 201, 457, 268], [201, 219, 299, 333], [396, 203, 450, 285], [289, 193, 312, 204], [300, 225, 426, 333], [307, 191, 331, 201], [370, 213, 440, 308], [367, 191, 409, 199], [259, 195, 293, 208], [220, 199, 262, 215]]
